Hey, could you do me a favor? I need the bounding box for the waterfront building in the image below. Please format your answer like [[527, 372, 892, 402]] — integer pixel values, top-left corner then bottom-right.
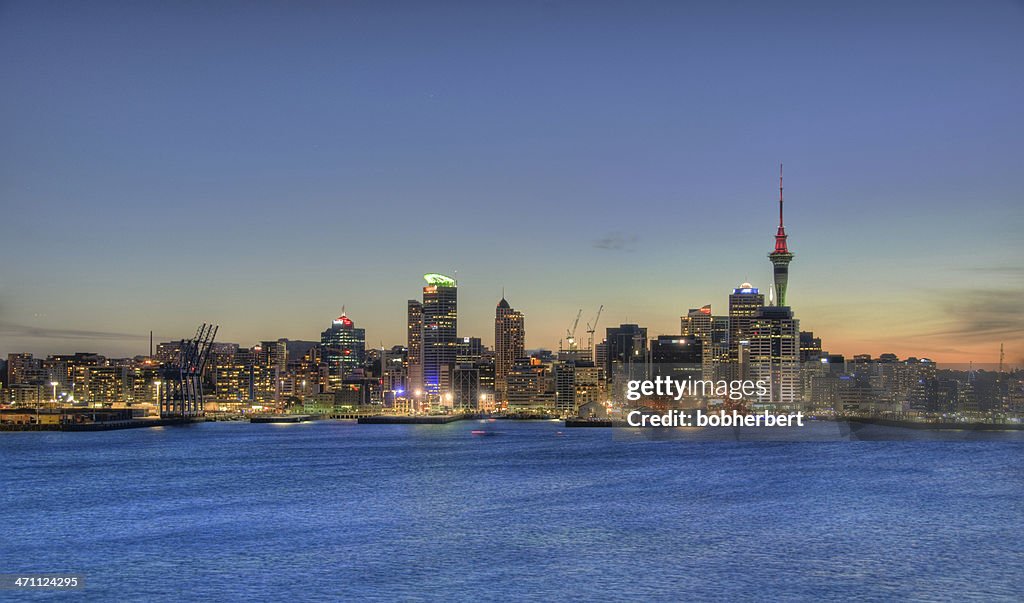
[[421, 273, 458, 398], [335, 373, 375, 408], [214, 361, 279, 407], [494, 297, 525, 404], [320, 311, 366, 391], [87, 366, 131, 404], [554, 360, 601, 416], [7, 353, 41, 386], [452, 364, 481, 411], [506, 358, 554, 413], [407, 300, 423, 395]]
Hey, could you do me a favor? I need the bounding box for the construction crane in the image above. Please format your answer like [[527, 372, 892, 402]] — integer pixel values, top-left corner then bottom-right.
[[565, 309, 583, 351], [585, 305, 604, 356]]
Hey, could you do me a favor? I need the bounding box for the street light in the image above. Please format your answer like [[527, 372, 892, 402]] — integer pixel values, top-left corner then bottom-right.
[[154, 381, 162, 409], [50, 381, 58, 405]]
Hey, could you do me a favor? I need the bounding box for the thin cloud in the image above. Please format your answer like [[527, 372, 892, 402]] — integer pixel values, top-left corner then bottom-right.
[[593, 232, 639, 252], [956, 265, 1024, 279], [0, 322, 150, 341], [924, 290, 1024, 341]]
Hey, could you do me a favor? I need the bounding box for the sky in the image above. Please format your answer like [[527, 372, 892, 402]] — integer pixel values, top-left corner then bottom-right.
[[1, 0, 1022, 367]]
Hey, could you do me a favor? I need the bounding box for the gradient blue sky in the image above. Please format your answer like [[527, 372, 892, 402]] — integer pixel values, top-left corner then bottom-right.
[[1, 0, 1022, 365]]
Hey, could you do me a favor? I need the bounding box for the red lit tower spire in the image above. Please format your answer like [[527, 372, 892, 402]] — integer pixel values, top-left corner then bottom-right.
[[768, 163, 794, 306]]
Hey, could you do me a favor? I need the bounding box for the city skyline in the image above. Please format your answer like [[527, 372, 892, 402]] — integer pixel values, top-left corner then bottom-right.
[[1, 1, 1022, 366]]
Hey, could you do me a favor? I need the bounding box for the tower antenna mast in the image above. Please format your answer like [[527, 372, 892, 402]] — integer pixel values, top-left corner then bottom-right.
[[768, 162, 794, 306]]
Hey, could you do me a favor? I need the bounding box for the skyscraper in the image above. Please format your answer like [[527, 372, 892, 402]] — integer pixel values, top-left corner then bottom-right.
[[320, 311, 366, 391], [421, 273, 457, 398], [749, 305, 800, 411], [494, 296, 525, 404], [682, 306, 729, 380], [681, 305, 712, 338], [728, 285, 764, 348], [605, 324, 648, 403], [650, 335, 703, 381], [769, 164, 794, 306], [407, 300, 423, 395], [728, 284, 764, 381]]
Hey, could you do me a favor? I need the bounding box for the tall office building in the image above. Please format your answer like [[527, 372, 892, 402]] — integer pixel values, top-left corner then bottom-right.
[[320, 311, 366, 391], [769, 164, 794, 306], [494, 297, 525, 404], [456, 336, 485, 363], [799, 331, 823, 363], [681, 305, 712, 338], [407, 300, 423, 395], [257, 340, 288, 374], [749, 305, 800, 411], [682, 306, 729, 380], [728, 284, 764, 380], [605, 324, 648, 403], [650, 335, 703, 381], [605, 324, 648, 375], [594, 341, 608, 372], [421, 273, 457, 398]]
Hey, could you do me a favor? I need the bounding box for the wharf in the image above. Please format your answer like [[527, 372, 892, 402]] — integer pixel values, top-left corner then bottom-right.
[[250, 414, 311, 424], [564, 418, 630, 428], [358, 415, 468, 424]]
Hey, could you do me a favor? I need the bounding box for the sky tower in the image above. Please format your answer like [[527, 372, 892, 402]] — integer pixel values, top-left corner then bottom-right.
[[769, 163, 794, 306]]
